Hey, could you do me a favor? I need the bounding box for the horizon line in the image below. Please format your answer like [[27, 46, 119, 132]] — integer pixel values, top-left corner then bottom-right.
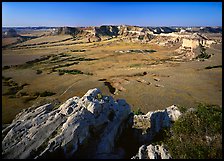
[[2, 25, 223, 28]]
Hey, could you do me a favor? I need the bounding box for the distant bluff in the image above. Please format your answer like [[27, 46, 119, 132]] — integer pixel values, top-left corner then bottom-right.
[[51, 25, 177, 39], [2, 28, 20, 38]]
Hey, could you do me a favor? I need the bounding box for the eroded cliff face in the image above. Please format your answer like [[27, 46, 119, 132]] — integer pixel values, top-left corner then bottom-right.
[[49, 25, 217, 61], [2, 88, 182, 159]]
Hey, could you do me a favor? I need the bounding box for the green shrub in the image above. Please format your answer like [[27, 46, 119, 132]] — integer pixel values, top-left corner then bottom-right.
[[58, 69, 83, 75], [133, 108, 145, 115], [163, 104, 222, 159], [58, 70, 64, 75], [3, 66, 10, 70], [34, 92, 40, 97], [130, 64, 141, 68], [36, 70, 42, 74], [20, 92, 29, 96], [23, 96, 37, 103], [205, 65, 222, 69], [39, 91, 56, 97], [3, 86, 23, 96]]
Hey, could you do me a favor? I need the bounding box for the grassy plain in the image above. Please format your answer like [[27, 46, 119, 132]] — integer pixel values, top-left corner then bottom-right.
[[2, 32, 222, 124]]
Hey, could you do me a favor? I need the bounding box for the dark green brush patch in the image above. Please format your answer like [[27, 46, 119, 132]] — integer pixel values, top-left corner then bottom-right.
[[2, 77, 29, 97], [70, 49, 86, 52], [129, 49, 156, 53], [20, 92, 29, 96], [72, 57, 97, 61], [154, 104, 222, 159], [129, 64, 141, 68], [57, 69, 93, 76], [98, 78, 107, 81], [23, 96, 38, 103], [58, 70, 65, 75], [205, 65, 222, 69], [21, 83, 29, 87], [58, 53, 71, 57], [3, 86, 23, 96], [34, 91, 56, 97], [3, 66, 11, 70], [36, 70, 43, 74], [51, 62, 79, 70], [58, 69, 83, 75]]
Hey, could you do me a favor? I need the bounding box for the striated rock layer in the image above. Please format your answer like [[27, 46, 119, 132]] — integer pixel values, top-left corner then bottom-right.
[[2, 88, 131, 159]]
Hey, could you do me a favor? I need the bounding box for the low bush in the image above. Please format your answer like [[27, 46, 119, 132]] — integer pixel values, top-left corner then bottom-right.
[[133, 108, 145, 115], [3, 66, 10, 70], [23, 96, 38, 103], [205, 65, 222, 69], [162, 104, 222, 159], [36, 70, 43, 74], [39, 91, 56, 97], [58, 69, 83, 75]]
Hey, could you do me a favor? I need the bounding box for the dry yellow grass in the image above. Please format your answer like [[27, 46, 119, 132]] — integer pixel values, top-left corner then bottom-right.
[[2, 34, 222, 124]]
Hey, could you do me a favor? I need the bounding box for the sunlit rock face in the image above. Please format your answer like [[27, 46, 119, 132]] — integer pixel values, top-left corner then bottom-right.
[[131, 105, 181, 159], [132, 105, 182, 144], [2, 88, 131, 159]]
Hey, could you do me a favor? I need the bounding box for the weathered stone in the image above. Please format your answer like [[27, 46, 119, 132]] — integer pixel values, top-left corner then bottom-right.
[[132, 144, 171, 159], [133, 105, 182, 144], [2, 88, 131, 159]]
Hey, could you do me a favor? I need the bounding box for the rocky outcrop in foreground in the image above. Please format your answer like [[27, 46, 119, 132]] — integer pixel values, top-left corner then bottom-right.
[[2, 88, 131, 159], [2, 88, 182, 159]]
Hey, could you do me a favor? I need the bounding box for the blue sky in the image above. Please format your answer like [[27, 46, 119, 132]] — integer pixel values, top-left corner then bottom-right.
[[2, 2, 222, 27]]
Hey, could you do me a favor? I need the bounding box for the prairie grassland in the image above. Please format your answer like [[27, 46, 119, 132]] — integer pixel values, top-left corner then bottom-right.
[[2, 34, 222, 124]]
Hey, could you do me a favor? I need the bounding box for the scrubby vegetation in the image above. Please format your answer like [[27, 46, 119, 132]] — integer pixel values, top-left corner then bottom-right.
[[3, 66, 11, 70], [23, 96, 38, 103], [58, 69, 83, 75], [130, 64, 141, 68], [70, 49, 86, 52], [34, 91, 56, 97], [205, 65, 222, 69], [2, 77, 29, 97], [133, 108, 145, 115], [160, 104, 222, 159], [57, 69, 93, 76], [36, 69, 43, 74]]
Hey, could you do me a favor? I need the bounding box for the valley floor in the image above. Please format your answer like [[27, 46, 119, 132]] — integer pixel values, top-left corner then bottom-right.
[[2, 36, 222, 124]]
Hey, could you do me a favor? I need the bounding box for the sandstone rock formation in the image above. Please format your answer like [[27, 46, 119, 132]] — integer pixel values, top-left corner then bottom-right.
[[2, 88, 131, 159]]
